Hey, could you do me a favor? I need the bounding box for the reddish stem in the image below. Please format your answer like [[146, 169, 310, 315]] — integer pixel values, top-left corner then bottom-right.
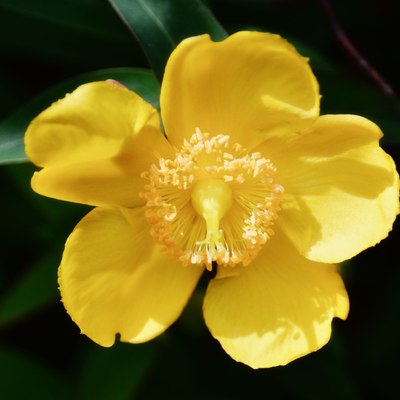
[[319, 0, 396, 97]]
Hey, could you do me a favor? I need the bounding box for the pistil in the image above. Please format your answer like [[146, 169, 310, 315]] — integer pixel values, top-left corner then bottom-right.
[[191, 179, 233, 264]]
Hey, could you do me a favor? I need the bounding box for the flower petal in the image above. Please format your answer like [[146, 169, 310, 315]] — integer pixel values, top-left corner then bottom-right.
[[203, 227, 349, 369], [258, 115, 399, 263], [161, 31, 319, 150], [25, 82, 174, 207], [59, 206, 204, 346]]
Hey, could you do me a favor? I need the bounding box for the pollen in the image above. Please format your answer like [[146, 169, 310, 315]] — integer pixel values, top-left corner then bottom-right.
[[140, 128, 284, 270]]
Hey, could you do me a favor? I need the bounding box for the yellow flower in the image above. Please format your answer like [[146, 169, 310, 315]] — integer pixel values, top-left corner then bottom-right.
[[25, 32, 399, 369]]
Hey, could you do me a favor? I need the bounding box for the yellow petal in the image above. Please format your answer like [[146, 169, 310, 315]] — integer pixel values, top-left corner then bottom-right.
[[203, 227, 349, 369], [257, 114, 399, 263], [25, 82, 174, 207], [160, 31, 320, 150], [59, 206, 204, 346]]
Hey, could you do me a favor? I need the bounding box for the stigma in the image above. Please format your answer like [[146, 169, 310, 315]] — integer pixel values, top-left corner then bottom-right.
[[191, 179, 233, 265], [140, 128, 284, 270]]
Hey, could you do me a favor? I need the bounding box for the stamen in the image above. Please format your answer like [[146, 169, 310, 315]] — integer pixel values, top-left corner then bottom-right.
[[141, 128, 283, 269]]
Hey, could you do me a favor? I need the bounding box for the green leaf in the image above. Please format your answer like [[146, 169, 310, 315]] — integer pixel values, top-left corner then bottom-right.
[[81, 341, 159, 400], [272, 332, 360, 400], [0, 0, 142, 68], [0, 68, 160, 165], [0, 0, 125, 38], [0, 250, 60, 327], [108, 0, 228, 82], [0, 345, 73, 400]]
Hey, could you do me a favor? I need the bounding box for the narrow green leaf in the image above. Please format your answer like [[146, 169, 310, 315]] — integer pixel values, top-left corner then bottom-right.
[[82, 341, 159, 400], [0, 68, 160, 165], [0, 0, 142, 68], [0, 345, 73, 400], [0, 0, 124, 38], [0, 250, 60, 326], [108, 0, 228, 81]]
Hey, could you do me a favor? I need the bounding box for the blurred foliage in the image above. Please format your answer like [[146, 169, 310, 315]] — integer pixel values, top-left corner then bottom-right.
[[1, 0, 400, 399]]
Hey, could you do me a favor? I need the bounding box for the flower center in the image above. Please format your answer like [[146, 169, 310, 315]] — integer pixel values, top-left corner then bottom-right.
[[140, 128, 284, 270]]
